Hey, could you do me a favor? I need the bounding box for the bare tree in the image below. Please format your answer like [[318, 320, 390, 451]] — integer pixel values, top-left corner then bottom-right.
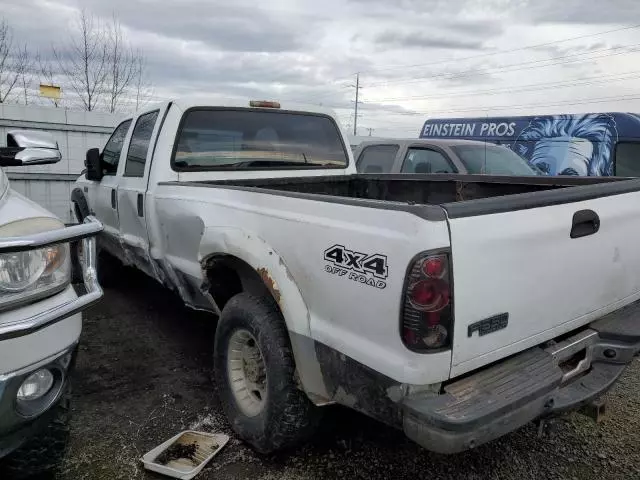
[[133, 53, 154, 110], [54, 10, 108, 111], [105, 15, 138, 113], [18, 45, 33, 105], [0, 19, 29, 103]]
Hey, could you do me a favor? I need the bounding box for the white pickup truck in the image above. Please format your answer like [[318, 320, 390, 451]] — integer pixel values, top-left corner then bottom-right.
[[0, 131, 102, 477], [73, 99, 640, 455]]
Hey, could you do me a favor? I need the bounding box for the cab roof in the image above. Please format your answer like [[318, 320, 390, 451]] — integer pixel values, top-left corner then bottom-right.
[[143, 98, 338, 119]]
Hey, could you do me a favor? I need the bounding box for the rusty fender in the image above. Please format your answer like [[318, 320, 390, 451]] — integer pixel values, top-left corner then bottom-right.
[[197, 227, 333, 404], [256, 267, 282, 306]]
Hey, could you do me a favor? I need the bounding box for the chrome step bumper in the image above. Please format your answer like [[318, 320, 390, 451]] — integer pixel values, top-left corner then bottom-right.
[[403, 300, 640, 454]]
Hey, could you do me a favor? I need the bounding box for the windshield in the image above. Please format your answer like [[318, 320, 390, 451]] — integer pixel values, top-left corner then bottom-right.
[[451, 144, 543, 176], [172, 109, 348, 170]]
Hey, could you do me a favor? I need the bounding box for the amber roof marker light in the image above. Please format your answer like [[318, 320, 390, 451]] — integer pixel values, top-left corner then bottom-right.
[[249, 100, 281, 108]]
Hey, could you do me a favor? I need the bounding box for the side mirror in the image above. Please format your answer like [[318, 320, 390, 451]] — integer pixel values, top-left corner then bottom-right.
[[85, 148, 103, 181], [0, 130, 62, 167]]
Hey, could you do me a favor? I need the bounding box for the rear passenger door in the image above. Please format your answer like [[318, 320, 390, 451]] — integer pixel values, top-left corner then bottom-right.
[[116, 109, 161, 276]]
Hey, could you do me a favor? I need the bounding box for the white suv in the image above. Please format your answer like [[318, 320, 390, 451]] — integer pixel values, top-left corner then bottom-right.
[[0, 131, 102, 478]]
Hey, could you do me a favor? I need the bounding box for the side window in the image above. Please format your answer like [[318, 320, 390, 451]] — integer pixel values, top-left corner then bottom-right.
[[357, 145, 399, 173], [402, 148, 457, 173], [615, 142, 640, 177], [102, 120, 131, 175], [124, 110, 159, 177]]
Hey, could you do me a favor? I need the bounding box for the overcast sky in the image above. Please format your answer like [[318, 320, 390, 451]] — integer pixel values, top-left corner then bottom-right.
[[3, 0, 640, 136]]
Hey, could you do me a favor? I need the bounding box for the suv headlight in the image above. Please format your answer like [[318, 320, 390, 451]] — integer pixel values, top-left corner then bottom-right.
[[0, 218, 70, 310]]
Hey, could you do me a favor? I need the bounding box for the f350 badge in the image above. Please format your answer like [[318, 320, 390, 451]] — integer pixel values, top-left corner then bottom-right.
[[323, 244, 388, 289]]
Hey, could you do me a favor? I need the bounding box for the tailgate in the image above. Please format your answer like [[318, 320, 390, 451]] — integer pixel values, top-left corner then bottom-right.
[[444, 183, 640, 375]]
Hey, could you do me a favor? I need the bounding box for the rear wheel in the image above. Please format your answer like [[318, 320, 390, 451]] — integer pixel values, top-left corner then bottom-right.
[[214, 292, 320, 453]]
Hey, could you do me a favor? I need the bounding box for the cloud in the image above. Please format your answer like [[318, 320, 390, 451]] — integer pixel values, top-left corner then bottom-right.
[[347, 0, 490, 15], [374, 31, 486, 50], [2, 0, 640, 136], [54, 0, 324, 53], [531, 41, 635, 60], [522, 0, 639, 24]]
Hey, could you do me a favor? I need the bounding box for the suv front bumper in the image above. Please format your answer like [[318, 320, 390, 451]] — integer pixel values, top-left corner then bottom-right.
[[0, 346, 76, 458], [403, 300, 640, 454]]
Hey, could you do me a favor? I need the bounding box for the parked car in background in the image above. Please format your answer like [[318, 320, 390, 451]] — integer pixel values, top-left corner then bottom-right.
[[419, 112, 640, 176], [73, 98, 640, 457], [354, 138, 544, 175], [348, 134, 389, 153], [0, 130, 103, 478]]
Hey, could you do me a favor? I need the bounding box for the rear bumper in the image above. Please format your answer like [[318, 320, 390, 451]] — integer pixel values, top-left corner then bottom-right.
[[403, 301, 640, 454]]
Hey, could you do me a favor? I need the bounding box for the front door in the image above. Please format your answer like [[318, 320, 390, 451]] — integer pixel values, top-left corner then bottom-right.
[[89, 119, 132, 257]]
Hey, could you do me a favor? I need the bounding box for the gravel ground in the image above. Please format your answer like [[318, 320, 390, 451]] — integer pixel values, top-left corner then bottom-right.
[[43, 270, 640, 479]]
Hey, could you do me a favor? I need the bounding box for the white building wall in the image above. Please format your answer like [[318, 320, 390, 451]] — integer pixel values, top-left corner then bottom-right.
[[0, 104, 120, 222]]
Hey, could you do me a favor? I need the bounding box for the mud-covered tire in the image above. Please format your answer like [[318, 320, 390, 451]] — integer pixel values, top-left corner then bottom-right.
[[214, 292, 320, 453], [1, 386, 71, 479]]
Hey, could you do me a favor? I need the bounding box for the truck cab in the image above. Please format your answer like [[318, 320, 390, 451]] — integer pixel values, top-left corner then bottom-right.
[[72, 99, 356, 283]]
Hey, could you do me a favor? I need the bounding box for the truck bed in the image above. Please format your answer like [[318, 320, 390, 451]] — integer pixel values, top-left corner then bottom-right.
[[159, 172, 640, 378], [172, 173, 636, 218]]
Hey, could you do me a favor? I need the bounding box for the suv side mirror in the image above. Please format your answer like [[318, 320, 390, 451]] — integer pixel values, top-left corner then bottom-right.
[[85, 148, 103, 181], [0, 130, 62, 167]]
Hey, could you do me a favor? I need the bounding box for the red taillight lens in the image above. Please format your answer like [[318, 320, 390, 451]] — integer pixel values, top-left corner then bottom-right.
[[401, 252, 453, 352], [408, 279, 449, 311], [422, 257, 445, 278]]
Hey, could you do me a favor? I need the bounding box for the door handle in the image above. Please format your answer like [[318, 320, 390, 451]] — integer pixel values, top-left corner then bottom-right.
[[137, 193, 144, 217], [110, 189, 117, 209], [570, 209, 600, 239]]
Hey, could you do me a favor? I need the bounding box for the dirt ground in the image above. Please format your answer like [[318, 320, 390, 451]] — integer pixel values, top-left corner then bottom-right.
[[48, 269, 640, 479]]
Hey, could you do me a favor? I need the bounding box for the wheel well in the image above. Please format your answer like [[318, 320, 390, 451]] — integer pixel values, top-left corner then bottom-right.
[[72, 202, 83, 222], [203, 255, 274, 312], [71, 188, 90, 222]]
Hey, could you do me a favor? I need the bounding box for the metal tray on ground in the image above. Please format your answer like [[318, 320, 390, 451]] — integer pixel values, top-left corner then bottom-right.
[[141, 430, 229, 479]]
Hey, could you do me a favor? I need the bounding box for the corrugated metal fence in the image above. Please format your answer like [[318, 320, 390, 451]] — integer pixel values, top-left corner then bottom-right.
[[0, 104, 120, 222]]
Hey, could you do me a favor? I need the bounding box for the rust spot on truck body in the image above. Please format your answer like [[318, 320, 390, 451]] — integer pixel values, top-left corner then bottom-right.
[[279, 257, 295, 281], [257, 267, 281, 305]]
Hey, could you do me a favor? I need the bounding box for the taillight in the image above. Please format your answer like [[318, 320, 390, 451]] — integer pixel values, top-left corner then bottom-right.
[[421, 257, 445, 278], [401, 251, 453, 352]]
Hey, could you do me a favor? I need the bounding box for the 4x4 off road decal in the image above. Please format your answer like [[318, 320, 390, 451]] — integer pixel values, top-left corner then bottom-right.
[[323, 244, 388, 289]]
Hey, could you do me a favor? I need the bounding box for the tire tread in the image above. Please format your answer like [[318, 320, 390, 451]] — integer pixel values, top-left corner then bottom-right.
[[214, 292, 320, 453]]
